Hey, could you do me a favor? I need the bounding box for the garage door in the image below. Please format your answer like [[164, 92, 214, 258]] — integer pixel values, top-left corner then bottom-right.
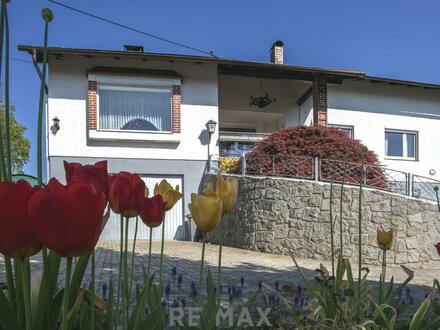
[[100, 176, 184, 241]]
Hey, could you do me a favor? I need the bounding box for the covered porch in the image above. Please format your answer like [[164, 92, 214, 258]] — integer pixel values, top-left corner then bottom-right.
[[217, 74, 314, 155]]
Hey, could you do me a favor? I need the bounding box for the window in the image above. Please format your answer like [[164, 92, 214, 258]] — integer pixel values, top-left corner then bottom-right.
[[385, 130, 417, 159], [219, 141, 256, 156], [329, 124, 354, 138], [98, 85, 172, 132]]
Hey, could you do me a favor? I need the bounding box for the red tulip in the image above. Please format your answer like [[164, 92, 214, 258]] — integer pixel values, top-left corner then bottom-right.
[[108, 172, 146, 218], [0, 180, 42, 258], [64, 160, 108, 195], [140, 195, 166, 228], [435, 243, 440, 257], [28, 178, 107, 257]]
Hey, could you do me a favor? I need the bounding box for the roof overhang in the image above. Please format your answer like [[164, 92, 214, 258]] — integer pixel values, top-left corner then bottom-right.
[[17, 45, 440, 90]]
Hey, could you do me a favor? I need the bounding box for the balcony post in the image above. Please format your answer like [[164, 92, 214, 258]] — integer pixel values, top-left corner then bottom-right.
[[314, 157, 319, 181], [408, 173, 413, 197], [241, 154, 246, 175]]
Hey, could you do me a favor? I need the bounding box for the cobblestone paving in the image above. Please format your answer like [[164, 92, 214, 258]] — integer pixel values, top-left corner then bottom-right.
[[1, 240, 438, 304]]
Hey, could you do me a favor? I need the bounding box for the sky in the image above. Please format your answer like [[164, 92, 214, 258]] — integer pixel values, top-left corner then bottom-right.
[[6, 0, 440, 179]]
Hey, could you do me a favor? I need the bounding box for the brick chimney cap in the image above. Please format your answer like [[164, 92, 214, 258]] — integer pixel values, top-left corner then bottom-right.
[[270, 40, 284, 50]]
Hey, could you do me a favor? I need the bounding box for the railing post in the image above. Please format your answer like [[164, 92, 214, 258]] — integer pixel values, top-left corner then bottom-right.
[[272, 155, 275, 176], [408, 173, 413, 197], [241, 154, 246, 175], [314, 157, 319, 181]]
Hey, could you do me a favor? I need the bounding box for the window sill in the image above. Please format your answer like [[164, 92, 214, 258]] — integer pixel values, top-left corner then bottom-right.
[[88, 130, 181, 143], [384, 157, 418, 162]]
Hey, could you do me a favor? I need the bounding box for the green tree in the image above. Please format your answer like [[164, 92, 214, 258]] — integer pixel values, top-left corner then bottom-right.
[[1, 104, 30, 174]]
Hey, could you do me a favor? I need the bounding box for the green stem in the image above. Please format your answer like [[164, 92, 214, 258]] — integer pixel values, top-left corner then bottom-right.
[[91, 251, 95, 330], [116, 214, 123, 325], [129, 216, 138, 294], [14, 260, 25, 329], [339, 161, 348, 257], [357, 157, 365, 301], [123, 217, 129, 329], [61, 257, 72, 330], [329, 162, 336, 280], [159, 221, 166, 288], [216, 217, 224, 305], [147, 228, 153, 277], [4, 256, 16, 315], [19, 258, 31, 330], [0, 2, 8, 181], [380, 250, 387, 303], [198, 233, 206, 304], [37, 17, 49, 186], [4, 5, 10, 179]]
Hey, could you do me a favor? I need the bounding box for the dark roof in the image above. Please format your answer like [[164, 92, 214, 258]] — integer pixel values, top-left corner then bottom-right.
[[18, 44, 440, 89]]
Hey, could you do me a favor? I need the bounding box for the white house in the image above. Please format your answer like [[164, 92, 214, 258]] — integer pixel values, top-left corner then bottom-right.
[[19, 41, 440, 241]]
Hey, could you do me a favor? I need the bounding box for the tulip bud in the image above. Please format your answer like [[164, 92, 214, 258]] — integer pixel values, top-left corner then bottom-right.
[[215, 174, 238, 214], [434, 242, 440, 257], [41, 8, 53, 22], [377, 228, 393, 251], [154, 179, 182, 211], [188, 193, 222, 232]]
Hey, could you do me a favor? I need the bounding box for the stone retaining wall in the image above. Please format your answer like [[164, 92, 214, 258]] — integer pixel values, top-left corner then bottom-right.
[[205, 174, 440, 269]]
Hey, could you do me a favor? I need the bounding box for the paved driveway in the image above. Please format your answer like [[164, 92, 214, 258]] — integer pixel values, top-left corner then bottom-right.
[[1, 240, 438, 305]]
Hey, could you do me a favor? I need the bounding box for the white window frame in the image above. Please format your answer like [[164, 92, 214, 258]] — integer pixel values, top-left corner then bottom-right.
[[385, 129, 418, 161], [96, 84, 173, 133], [89, 74, 180, 135], [329, 124, 354, 138]]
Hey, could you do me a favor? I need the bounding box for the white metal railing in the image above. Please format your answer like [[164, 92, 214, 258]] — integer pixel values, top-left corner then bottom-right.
[[208, 154, 440, 203]]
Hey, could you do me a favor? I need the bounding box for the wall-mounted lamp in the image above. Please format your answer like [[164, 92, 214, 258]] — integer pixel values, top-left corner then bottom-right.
[[205, 120, 217, 169], [51, 116, 60, 135], [205, 119, 217, 135]]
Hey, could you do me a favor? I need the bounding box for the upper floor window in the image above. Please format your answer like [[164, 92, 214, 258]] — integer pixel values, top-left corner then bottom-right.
[[98, 85, 172, 132], [329, 124, 354, 138], [385, 129, 418, 160]]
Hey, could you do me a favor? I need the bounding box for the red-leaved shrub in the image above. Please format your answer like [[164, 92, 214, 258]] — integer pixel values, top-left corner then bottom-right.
[[237, 125, 387, 189]]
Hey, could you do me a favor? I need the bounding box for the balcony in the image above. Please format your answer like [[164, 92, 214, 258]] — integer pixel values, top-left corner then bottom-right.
[[219, 130, 270, 156]]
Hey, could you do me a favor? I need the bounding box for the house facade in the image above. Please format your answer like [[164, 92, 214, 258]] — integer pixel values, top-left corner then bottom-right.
[[19, 42, 440, 241]]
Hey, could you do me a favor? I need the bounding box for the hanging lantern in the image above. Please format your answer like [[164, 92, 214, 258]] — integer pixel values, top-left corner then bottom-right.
[[249, 82, 276, 109]]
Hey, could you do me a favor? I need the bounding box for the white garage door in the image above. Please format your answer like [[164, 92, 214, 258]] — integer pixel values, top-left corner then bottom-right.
[[100, 176, 184, 241]]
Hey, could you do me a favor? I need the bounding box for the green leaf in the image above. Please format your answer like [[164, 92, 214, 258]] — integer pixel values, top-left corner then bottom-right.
[[104, 279, 113, 330], [409, 297, 430, 330], [33, 250, 61, 330], [0, 287, 18, 330]]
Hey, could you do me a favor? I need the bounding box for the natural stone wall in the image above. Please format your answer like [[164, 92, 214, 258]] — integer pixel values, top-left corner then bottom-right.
[[205, 174, 440, 269]]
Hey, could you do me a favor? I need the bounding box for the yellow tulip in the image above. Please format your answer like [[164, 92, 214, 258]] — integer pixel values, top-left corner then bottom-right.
[[377, 228, 393, 251], [203, 183, 217, 198], [188, 193, 223, 232], [216, 174, 238, 214], [154, 179, 182, 211]]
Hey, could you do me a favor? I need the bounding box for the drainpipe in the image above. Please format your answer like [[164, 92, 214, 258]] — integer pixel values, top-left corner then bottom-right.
[[32, 48, 48, 94]]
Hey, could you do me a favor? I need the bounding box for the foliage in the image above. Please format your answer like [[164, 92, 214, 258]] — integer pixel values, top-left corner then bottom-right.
[[219, 156, 239, 173], [239, 125, 387, 188], [0, 104, 30, 174]]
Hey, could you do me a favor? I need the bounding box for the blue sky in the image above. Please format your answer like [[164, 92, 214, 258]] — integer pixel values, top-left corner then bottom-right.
[[7, 0, 440, 178]]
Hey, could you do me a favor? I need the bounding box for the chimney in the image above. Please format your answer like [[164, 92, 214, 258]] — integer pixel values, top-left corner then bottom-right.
[[269, 40, 284, 64], [124, 45, 144, 52]]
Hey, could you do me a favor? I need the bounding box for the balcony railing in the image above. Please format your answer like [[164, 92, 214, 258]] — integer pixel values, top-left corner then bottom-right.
[[219, 131, 269, 142], [208, 154, 440, 203]]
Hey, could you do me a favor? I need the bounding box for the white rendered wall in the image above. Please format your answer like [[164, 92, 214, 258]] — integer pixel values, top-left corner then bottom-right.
[[328, 81, 440, 179], [47, 55, 219, 161]]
